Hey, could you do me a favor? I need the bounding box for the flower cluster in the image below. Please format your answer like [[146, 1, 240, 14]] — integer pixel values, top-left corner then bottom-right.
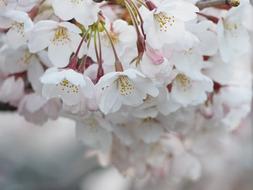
[[0, 0, 252, 182]]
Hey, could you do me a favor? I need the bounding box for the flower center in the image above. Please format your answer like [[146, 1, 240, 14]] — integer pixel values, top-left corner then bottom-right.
[[11, 22, 25, 36], [175, 74, 191, 90], [143, 117, 156, 122], [20, 50, 32, 64], [154, 12, 175, 32], [86, 117, 99, 129], [117, 76, 134, 96], [224, 22, 239, 31], [57, 79, 79, 94], [70, 0, 84, 4], [52, 27, 69, 44]]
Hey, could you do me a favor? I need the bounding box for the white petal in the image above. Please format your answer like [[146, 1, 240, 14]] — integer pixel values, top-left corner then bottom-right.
[[48, 42, 73, 67]]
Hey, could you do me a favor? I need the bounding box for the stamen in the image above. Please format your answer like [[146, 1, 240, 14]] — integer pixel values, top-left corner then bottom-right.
[[117, 76, 134, 95], [56, 79, 79, 94], [52, 27, 70, 45], [20, 50, 32, 64], [175, 74, 191, 90], [70, 0, 84, 4], [154, 13, 175, 32], [224, 22, 239, 30], [11, 22, 25, 37]]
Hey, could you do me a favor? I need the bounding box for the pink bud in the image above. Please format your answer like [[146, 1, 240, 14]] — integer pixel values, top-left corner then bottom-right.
[[146, 47, 164, 65]]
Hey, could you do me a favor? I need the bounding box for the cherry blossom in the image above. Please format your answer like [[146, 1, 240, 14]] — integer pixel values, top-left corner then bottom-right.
[[96, 69, 159, 114], [217, 3, 251, 62], [28, 21, 83, 67], [40, 67, 95, 106], [0, 10, 33, 49], [52, 0, 100, 26], [76, 112, 112, 152], [171, 72, 213, 106], [0, 76, 24, 106], [18, 93, 62, 125], [140, 0, 199, 49]]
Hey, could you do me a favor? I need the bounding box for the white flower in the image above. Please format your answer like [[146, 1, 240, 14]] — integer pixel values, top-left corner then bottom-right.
[[0, 46, 31, 74], [96, 69, 159, 114], [40, 67, 95, 106], [217, 4, 251, 62], [28, 21, 83, 67], [0, 76, 24, 106], [75, 112, 112, 152], [188, 20, 218, 56], [131, 87, 180, 118], [52, 0, 100, 26], [0, 10, 33, 49], [139, 50, 173, 84], [169, 45, 213, 107], [0, 0, 39, 12], [156, 87, 181, 115], [132, 118, 164, 143], [171, 72, 213, 106], [170, 152, 201, 181], [140, 0, 199, 49], [213, 86, 252, 131], [0, 46, 45, 93], [171, 47, 204, 78], [88, 19, 137, 68], [0, 0, 16, 12], [18, 93, 61, 125], [204, 54, 252, 86]]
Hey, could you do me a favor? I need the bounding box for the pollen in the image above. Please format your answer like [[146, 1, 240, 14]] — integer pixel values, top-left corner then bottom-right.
[[117, 76, 134, 96], [230, 0, 240, 7], [175, 74, 191, 90], [57, 79, 79, 94], [11, 22, 25, 37], [143, 117, 155, 122], [224, 22, 239, 31], [154, 12, 175, 32], [20, 50, 32, 64], [70, 0, 84, 4], [52, 27, 70, 45], [86, 117, 98, 129]]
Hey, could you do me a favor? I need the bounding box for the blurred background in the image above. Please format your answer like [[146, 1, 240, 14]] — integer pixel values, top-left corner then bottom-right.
[[0, 107, 252, 190]]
